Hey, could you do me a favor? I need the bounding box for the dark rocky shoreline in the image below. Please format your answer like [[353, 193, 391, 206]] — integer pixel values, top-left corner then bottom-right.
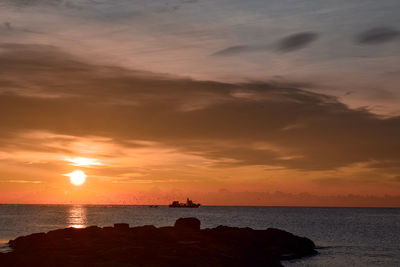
[[0, 217, 317, 266]]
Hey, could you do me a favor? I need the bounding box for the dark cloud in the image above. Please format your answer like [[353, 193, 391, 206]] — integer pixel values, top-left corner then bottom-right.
[[4, 22, 12, 30], [356, 27, 399, 45], [211, 44, 273, 57], [212, 32, 319, 56], [211, 45, 251, 56], [155, 0, 199, 12], [1, 43, 400, 171], [0, 0, 68, 8], [382, 71, 400, 76], [276, 32, 319, 52]]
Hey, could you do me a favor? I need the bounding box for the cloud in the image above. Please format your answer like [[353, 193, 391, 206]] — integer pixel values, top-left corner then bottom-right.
[[4, 22, 11, 30], [212, 32, 319, 56], [1, 180, 42, 184], [1, 43, 400, 172], [312, 177, 343, 185], [195, 190, 400, 207], [211, 44, 274, 57], [154, 0, 199, 13], [211, 45, 252, 56], [276, 32, 319, 52], [356, 27, 399, 45]]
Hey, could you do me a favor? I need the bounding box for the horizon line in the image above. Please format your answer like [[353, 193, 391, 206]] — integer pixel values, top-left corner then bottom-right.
[[0, 203, 399, 208]]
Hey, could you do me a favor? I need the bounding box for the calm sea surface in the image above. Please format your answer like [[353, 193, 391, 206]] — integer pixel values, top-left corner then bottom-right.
[[0, 205, 399, 266]]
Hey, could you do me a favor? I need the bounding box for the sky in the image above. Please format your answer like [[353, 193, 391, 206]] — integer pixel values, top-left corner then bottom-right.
[[0, 0, 399, 206]]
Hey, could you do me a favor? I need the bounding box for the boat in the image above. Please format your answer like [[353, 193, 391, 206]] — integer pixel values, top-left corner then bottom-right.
[[169, 198, 200, 208]]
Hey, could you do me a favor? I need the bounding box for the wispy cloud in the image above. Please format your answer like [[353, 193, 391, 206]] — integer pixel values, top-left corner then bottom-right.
[[65, 157, 103, 167], [356, 27, 399, 45], [212, 32, 319, 56], [1, 180, 42, 184], [275, 32, 319, 52], [212, 45, 253, 56]]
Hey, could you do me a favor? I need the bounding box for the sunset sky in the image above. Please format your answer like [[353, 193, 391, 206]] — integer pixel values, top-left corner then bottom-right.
[[0, 0, 399, 206]]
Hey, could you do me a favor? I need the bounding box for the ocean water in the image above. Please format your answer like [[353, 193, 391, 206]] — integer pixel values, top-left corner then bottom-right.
[[0, 205, 399, 266]]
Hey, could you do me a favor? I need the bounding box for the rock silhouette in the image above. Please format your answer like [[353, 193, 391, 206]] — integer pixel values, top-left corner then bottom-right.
[[174, 217, 201, 231], [0, 218, 317, 266]]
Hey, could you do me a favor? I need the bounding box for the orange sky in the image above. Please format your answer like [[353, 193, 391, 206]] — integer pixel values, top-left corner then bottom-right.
[[0, 1, 399, 206], [0, 49, 399, 206]]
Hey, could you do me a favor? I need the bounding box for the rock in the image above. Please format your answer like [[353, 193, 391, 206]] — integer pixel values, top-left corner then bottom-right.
[[264, 228, 316, 259], [86, 225, 100, 231], [0, 218, 317, 267], [113, 223, 129, 230], [174, 217, 201, 231]]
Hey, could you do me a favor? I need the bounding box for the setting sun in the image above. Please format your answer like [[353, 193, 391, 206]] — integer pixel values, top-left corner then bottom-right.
[[65, 170, 87, 186]]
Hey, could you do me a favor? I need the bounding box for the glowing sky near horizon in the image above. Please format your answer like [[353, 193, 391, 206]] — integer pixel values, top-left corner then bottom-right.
[[0, 0, 399, 206]]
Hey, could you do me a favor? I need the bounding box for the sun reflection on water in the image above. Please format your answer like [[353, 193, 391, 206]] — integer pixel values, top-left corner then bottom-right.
[[68, 205, 87, 229]]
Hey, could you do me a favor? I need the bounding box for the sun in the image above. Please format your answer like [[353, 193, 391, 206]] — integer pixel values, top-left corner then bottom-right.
[[65, 170, 87, 186]]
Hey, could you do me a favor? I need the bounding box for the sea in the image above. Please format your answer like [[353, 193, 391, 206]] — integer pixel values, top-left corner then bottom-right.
[[0, 205, 399, 266]]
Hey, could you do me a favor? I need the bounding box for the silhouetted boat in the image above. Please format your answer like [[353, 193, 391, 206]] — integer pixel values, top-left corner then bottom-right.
[[169, 198, 200, 208]]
